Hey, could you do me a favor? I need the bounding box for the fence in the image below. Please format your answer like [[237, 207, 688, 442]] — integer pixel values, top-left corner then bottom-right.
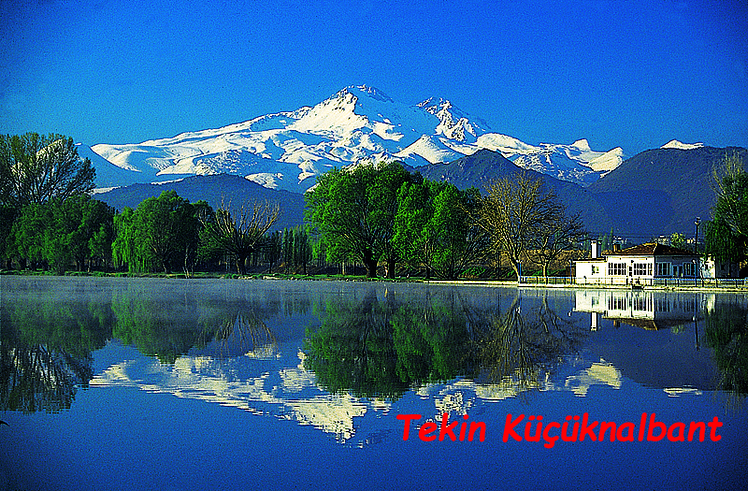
[[519, 276, 747, 289]]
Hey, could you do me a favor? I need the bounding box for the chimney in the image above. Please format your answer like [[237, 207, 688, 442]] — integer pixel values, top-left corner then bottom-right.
[[591, 240, 600, 259], [613, 243, 621, 253]]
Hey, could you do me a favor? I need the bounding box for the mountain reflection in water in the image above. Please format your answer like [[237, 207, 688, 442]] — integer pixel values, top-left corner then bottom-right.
[[1, 277, 746, 445]]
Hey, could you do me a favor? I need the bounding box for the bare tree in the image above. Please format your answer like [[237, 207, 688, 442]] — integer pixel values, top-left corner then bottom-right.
[[200, 199, 280, 275], [530, 207, 586, 280], [476, 172, 564, 280]]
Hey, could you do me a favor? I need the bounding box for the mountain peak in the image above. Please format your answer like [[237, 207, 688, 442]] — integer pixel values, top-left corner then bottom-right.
[[417, 96, 488, 143], [572, 139, 591, 150], [336, 85, 394, 103], [90, 85, 628, 192], [661, 140, 704, 150]]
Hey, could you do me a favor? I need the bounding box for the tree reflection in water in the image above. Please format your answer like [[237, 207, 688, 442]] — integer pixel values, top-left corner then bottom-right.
[[304, 289, 588, 401], [304, 289, 408, 400], [476, 294, 588, 388], [4, 278, 746, 416], [704, 299, 748, 397], [202, 312, 277, 360], [0, 298, 110, 413]]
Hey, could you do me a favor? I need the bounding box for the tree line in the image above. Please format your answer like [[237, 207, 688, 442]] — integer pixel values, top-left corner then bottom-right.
[[305, 160, 586, 279], [2, 132, 745, 278], [0, 133, 313, 275]]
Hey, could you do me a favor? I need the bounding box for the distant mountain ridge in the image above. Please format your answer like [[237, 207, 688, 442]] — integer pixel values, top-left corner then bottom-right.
[[87, 85, 624, 191], [96, 145, 748, 239], [96, 174, 306, 231], [80, 84, 746, 238], [587, 145, 748, 234], [423, 145, 748, 237]]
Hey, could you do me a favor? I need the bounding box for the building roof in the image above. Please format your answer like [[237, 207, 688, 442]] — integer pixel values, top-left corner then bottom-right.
[[607, 242, 697, 257]]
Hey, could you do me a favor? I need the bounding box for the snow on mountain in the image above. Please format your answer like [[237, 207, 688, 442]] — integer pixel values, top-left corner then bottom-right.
[[393, 135, 464, 165], [476, 137, 624, 185], [417, 97, 490, 142], [89, 85, 623, 192], [587, 146, 625, 173], [661, 140, 705, 150]]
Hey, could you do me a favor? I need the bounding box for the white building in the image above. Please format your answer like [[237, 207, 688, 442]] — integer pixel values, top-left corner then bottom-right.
[[575, 241, 700, 286]]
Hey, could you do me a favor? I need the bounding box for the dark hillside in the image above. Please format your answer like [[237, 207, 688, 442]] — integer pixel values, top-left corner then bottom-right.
[[95, 174, 306, 230], [589, 146, 748, 234], [418, 149, 613, 233]]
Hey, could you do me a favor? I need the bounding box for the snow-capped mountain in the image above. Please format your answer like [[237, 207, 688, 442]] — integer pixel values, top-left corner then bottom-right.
[[90, 85, 624, 192], [661, 140, 705, 150]]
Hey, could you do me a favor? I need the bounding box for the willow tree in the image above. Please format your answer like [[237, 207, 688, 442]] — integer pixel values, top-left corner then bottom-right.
[[393, 180, 485, 279], [706, 150, 748, 264], [199, 199, 279, 275], [113, 191, 202, 274]]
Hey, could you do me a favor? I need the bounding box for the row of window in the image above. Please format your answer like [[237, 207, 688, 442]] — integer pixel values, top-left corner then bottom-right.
[[604, 262, 694, 277]]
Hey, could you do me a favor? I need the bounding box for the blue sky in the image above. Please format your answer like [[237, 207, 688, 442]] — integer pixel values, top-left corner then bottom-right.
[[1, 0, 746, 155]]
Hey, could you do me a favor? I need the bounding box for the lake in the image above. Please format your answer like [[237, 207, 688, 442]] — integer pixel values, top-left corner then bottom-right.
[[1, 276, 746, 490]]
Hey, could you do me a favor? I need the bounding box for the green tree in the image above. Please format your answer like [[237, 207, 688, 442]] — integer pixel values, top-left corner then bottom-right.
[[112, 191, 201, 274], [670, 232, 686, 249], [8, 203, 50, 269], [392, 178, 439, 277], [305, 162, 411, 278], [426, 184, 485, 279], [704, 218, 744, 264], [59, 196, 114, 272], [264, 230, 283, 273], [0, 133, 95, 207], [706, 150, 748, 264], [0, 205, 17, 268], [287, 226, 312, 274], [112, 207, 145, 272]]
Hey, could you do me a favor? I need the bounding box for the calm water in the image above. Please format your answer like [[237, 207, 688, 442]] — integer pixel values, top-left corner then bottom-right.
[[1, 276, 746, 490]]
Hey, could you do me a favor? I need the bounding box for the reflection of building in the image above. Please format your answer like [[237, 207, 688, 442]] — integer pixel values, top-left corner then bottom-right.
[[575, 241, 699, 285], [574, 289, 699, 330]]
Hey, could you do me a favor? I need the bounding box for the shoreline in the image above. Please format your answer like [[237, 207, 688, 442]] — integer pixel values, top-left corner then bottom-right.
[[3, 270, 746, 293]]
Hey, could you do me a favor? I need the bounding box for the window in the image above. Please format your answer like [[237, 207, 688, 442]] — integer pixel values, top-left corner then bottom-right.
[[632, 263, 652, 276], [607, 263, 627, 275], [683, 262, 694, 276], [656, 262, 670, 276]]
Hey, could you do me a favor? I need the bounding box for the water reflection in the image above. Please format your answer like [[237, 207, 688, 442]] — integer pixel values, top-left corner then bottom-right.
[[476, 294, 588, 388], [1, 277, 746, 444], [304, 289, 591, 400], [573, 289, 701, 331], [0, 288, 110, 413], [703, 296, 748, 394], [305, 289, 484, 399]]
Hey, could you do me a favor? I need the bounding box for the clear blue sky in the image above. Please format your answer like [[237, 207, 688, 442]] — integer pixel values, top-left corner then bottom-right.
[[1, 0, 746, 156]]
